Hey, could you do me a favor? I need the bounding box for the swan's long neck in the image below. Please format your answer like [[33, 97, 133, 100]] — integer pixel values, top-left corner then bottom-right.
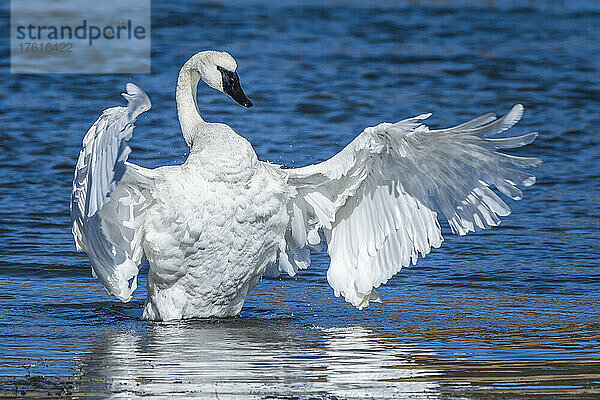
[[176, 62, 205, 145]]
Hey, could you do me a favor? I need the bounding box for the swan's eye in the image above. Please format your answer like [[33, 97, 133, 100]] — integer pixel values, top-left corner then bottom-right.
[[216, 66, 233, 74], [216, 66, 253, 108]]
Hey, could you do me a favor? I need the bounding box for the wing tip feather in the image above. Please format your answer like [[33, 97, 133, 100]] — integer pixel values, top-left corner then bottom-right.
[[122, 83, 151, 118], [505, 103, 524, 127]]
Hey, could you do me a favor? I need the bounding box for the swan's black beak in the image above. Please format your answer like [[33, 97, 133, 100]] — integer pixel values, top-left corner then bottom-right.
[[218, 66, 253, 108]]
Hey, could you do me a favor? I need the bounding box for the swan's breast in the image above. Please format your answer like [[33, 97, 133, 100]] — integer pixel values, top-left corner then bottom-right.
[[142, 160, 289, 295], [183, 122, 259, 182]]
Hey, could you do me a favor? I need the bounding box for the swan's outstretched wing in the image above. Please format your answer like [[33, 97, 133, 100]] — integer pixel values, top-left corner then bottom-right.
[[71, 83, 157, 302], [276, 104, 540, 308]]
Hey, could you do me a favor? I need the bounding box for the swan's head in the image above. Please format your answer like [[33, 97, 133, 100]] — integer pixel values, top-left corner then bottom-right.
[[189, 50, 253, 108]]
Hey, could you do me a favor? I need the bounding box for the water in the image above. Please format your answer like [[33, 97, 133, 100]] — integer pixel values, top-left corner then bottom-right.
[[1, 0, 599, 398]]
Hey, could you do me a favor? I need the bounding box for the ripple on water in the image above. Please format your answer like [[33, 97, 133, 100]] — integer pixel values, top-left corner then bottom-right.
[[1, 0, 600, 398]]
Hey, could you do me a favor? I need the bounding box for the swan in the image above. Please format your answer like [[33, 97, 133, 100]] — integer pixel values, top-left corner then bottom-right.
[[71, 50, 540, 321]]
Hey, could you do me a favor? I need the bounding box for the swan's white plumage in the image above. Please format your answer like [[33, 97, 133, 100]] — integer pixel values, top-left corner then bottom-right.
[[276, 104, 540, 308], [71, 83, 156, 302], [71, 51, 539, 320]]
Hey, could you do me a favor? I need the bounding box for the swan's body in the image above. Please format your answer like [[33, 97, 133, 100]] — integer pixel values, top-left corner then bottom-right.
[[141, 129, 288, 319], [71, 51, 540, 321]]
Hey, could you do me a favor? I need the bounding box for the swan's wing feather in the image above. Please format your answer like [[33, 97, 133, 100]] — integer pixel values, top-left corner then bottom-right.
[[281, 104, 539, 307], [71, 83, 156, 301]]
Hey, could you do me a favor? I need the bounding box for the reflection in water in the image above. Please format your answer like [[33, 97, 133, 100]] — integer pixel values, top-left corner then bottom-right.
[[322, 327, 440, 398], [77, 320, 440, 398]]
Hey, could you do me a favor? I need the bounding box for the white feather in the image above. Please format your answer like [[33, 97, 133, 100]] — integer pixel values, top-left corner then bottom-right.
[[72, 50, 539, 320], [278, 105, 539, 307], [70, 84, 154, 302]]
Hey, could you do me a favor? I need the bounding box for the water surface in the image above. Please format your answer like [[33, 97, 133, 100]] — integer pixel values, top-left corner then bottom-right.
[[1, 0, 599, 398]]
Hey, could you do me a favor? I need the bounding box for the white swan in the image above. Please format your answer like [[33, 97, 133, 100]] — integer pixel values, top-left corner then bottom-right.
[[71, 50, 540, 321]]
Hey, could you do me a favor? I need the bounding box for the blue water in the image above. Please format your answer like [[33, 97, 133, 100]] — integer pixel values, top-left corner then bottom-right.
[[1, 0, 599, 398]]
